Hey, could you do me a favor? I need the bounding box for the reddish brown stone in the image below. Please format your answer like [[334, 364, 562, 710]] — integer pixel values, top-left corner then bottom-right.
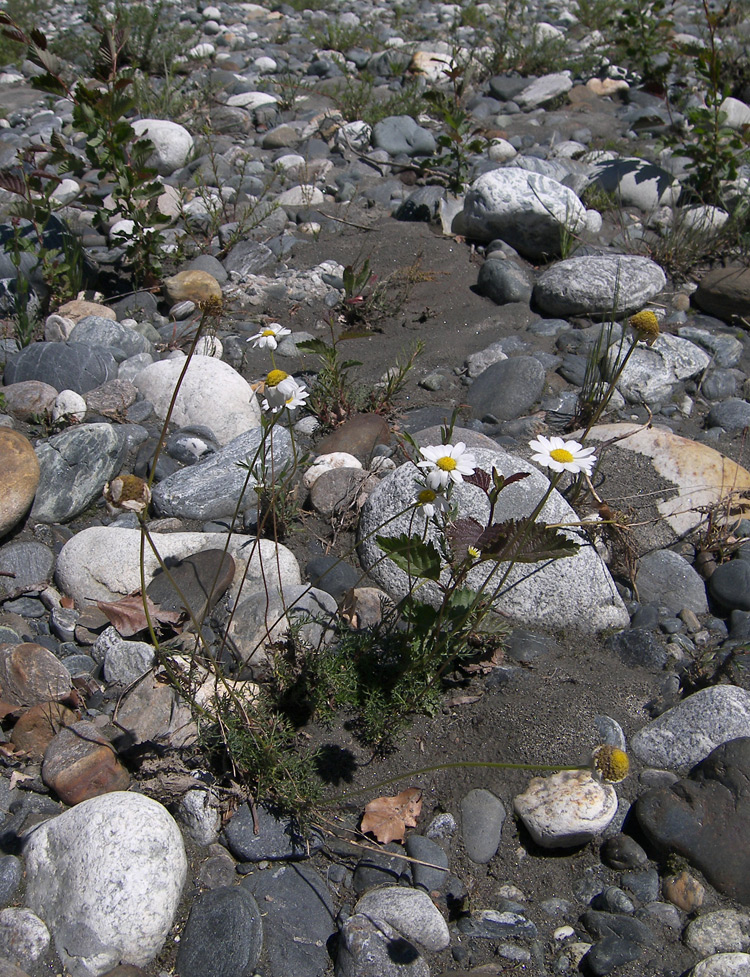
[[0, 428, 40, 539], [41, 720, 130, 805], [84, 379, 138, 416], [0, 643, 72, 706], [11, 701, 78, 759]]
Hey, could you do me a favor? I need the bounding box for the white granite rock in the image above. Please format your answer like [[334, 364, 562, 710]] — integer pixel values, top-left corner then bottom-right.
[[52, 389, 87, 423], [605, 334, 710, 404], [631, 686, 750, 771], [516, 71, 573, 110], [463, 168, 586, 259], [689, 953, 750, 977], [133, 354, 260, 445], [533, 254, 667, 317], [24, 792, 186, 977], [358, 443, 628, 634], [354, 887, 450, 951], [513, 770, 618, 848], [131, 119, 194, 175], [55, 528, 301, 606], [304, 452, 363, 489]]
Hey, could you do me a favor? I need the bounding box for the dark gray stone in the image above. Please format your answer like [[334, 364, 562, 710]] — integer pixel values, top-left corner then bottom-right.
[[591, 886, 635, 914], [336, 914, 429, 977], [176, 886, 262, 977], [306, 556, 359, 601], [621, 868, 660, 904], [0, 855, 22, 905], [636, 737, 750, 905], [461, 788, 506, 864], [242, 864, 335, 977], [457, 909, 537, 939], [476, 259, 532, 305], [558, 352, 589, 387], [405, 835, 449, 891], [223, 803, 322, 862], [580, 910, 654, 946], [3, 342, 118, 394], [600, 835, 649, 871], [604, 630, 668, 671], [31, 423, 129, 523], [467, 355, 545, 421], [701, 368, 741, 401], [395, 186, 445, 222], [708, 559, 750, 611], [146, 549, 235, 622], [707, 398, 750, 432], [165, 427, 220, 466], [583, 936, 643, 975], [0, 542, 54, 595], [635, 550, 708, 614], [372, 116, 436, 156], [352, 842, 411, 894]]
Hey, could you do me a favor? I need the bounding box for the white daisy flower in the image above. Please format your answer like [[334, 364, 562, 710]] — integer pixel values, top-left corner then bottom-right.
[[529, 435, 597, 476], [417, 441, 476, 491], [261, 369, 309, 413], [249, 322, 291, 350], [414, 486, 449, 519]]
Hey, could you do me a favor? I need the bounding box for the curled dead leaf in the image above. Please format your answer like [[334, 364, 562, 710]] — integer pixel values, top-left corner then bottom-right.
[[96, 593, 183, 637], [361, 787, 422, 844]]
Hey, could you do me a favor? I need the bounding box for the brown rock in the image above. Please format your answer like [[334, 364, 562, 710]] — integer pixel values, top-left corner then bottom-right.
[[0, 429, 40, 539], [0, 643, 72, 706], [11, 701, 78, 758], [663, 870, 705, 911], [116, 674, 197, 748], [315, 413, 390, 463], [56, 299, 116, 323], [41, 720, 130, 804], [83, 378, 138, 416], [586, 77, 630, 97], [1, 381, 58, 421], [0, 960, 32, 977], [164, 270, 222, 306], [309, 468, 379, 518], [694, 264, 750, 322]]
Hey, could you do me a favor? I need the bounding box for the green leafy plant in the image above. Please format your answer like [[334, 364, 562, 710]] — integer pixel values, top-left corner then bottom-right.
[[0, 14, 171, 287], [423, 89, 487, 191], [612, 0, 676, 92]]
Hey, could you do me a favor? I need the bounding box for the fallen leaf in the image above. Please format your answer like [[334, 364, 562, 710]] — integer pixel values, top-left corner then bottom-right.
[[361, 787, 422, 843], [9, 771, 33, 789], [97, 594, 184, 637], [61, 595, 75, 609], [445, 694, 483, 707]]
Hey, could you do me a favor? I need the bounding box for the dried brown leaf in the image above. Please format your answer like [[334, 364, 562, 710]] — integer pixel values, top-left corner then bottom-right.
[[361, 787, 422, 843], [96, 594, 183, 637]]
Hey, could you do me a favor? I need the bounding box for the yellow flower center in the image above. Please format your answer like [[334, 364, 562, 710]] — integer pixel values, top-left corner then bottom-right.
[[418, 489, 436, 504], [266, 369, 289, 387], [467, 545, 481, 559], [262, 328, 276, 337], [591, 745, 630, 783], [550, 448, 575, 464], [437, 456, 457, 471]]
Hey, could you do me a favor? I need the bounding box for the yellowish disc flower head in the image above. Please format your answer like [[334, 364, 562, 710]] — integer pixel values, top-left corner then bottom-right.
[[591, 745, 630, 783], [629, 309, 660, 346]]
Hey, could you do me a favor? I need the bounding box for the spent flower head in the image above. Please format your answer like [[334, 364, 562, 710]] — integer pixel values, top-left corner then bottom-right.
[[414, 486, 449, 519], [417, 442, 476, 491], [591, 745, 630, 783], [249, 322, 291, 350], [629, 309, 660, 346], [529, 435, 596, 476]]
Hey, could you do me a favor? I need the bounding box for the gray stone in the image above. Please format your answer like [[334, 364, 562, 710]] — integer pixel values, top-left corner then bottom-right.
[[688, 953, 750, 976], [534, 255, 666, 317], [461, 788, 506, 864], [131, 119, 193, 175], [222, 240, 274, 277], [358, 440, 628, 634], [631, 686, 750, 771], [467, 356, 546, 421], [701, 369, 742, 401], [709, 560, 750, 612], [352, 843, 411, 894], [242, 864, 334, 977], [0, 856, 22, 906], [68, 318, 152, 359], [635, 550, 708, 614], [152, 427, 292, 520], [175, 886, 262, 977], [677, 325, 744, 368], [405, 834, 449, 891], [31, 423, 128, 523], [223, 803, 322, 861], [395, 186, 445, 222], [372, 116, 436, 156], [101, 636, 156, 685], [0, 908, 49, 967], [0, 542, 54, 595], [457, 909, 537, 940], [336, 914, 429, 977], [707, 398, 750, 432], [463, 168, 586, 259], [3, 342, 118, 394], [476, 259, 533, 305]]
